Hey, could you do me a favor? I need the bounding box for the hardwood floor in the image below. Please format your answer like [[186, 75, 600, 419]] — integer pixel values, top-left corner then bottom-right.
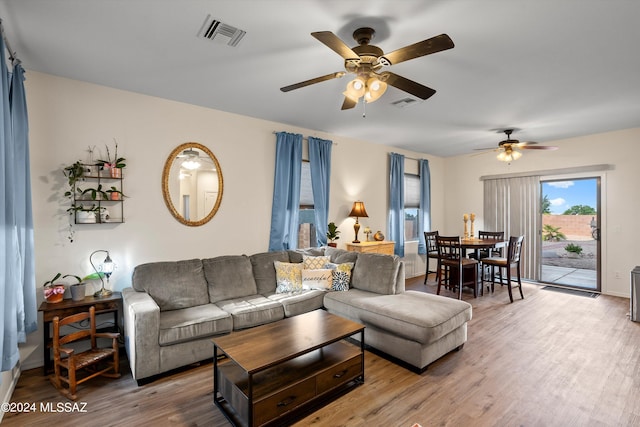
[[4, 277, 640, 426]]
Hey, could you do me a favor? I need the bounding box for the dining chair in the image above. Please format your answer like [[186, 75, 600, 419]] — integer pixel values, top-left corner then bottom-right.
[[436, 235, 479, 299], [470, 230, 505, 259], [50, 306, 121, 400], [423, 230, 439, 284], [481, 235, 525, 303]]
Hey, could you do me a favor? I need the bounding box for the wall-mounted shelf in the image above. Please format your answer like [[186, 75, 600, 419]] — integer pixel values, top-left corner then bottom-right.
[[69, 165, 125, 224]]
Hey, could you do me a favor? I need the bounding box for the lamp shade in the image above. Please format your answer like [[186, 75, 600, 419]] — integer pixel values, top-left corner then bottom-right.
[[364, 77, 387, 103], [343, 77, 366, 101], [348, 201, 369, 218]]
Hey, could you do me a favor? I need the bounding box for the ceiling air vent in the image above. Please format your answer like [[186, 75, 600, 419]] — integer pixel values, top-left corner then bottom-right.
[[391, 97, 419, 108], [198, 14, 246, 47]]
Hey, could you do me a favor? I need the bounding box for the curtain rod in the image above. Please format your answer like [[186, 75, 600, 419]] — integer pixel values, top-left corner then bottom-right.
[[0, 19, 20, 65], [272, 131, 338, 145]]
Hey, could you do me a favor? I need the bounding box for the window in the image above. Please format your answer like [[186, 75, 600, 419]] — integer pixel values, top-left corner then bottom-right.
[[404, 173, 419, 241], [298, 161, 317, 248]]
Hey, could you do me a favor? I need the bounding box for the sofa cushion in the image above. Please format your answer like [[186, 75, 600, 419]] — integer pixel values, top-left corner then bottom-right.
[[351, 253, 401, 295], [302, 255, 331, 270], [287, 247, 325, 264], [301, 268, 333, 290], [274, 261, 303, 293], [325, 262, 354, 291], [250, 251, 290, 295], [215, 295, 285, 330], [325, 247, 359, 264], [324, 289, 472, 345], [265, 290, 326, 317], [132, 259, 209, 311], [158, 304, 233, 346], [203, 255, 258, 303]]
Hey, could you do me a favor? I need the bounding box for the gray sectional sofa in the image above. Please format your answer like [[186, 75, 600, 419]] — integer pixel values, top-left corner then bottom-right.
[[122, 247, 472, 383]]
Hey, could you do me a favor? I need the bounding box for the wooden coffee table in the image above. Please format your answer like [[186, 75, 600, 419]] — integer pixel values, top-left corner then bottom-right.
[[212, 309, 365, 427]]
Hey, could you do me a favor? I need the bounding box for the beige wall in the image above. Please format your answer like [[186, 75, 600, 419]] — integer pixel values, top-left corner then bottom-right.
[[23, 71, 444, 368], [443, 127, 640, 298]]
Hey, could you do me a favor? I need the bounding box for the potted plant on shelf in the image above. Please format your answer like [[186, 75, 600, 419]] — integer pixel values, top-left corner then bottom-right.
[[81, 184, 109, 201], [105, 186, 126, 201], [67, 203, 101, 223], [327, 222, 340, 247], [97, 140, 126, 178], [43, 273, 67, 303]]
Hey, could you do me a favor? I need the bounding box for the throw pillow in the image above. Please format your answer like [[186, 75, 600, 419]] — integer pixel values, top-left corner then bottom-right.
[[303, 255, 331, 270], [301, 268, 333, 290], [325, 262, 354, 291], [274, 261, 303, 293]]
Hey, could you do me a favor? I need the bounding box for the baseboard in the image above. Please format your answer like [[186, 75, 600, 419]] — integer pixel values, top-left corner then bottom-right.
[[0, 361, 22, 423]]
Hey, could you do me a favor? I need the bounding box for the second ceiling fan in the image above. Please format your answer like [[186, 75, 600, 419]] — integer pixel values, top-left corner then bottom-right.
[[280, 27, 454, 110], [475, 129, 559, 162]]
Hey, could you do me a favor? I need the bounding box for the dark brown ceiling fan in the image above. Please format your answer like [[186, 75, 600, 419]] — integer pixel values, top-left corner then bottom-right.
[[280, 27, 454, 110], [475, 129, 559, 162]]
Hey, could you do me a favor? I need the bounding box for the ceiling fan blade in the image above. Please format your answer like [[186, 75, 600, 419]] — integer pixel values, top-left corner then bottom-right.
[[519, 145, 559, 150], [280, 72, 345, 92], [341, 97, 357, 110], [311, 31, 360, 61], [381, 34, 454, 66], [382, 72, 436, 100]]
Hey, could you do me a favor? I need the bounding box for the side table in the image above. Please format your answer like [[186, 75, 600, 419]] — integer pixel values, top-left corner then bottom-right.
[[38, 292, 122, 375], [345, 241, 395, 255]]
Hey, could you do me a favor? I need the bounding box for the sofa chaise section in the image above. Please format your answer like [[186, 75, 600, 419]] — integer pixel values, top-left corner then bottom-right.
[[323, 251, 472, 372]]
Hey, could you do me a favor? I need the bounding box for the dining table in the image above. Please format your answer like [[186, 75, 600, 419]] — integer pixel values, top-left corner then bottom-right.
[[460, 237, 508, 295], [460, 237, 507, 259]]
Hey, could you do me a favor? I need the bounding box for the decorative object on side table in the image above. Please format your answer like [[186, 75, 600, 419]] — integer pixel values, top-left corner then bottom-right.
[[64, 274, 87, 301], [374, 230, 385, 241], [43, 273, 66, 304], [348, 201, 368, 243], [326, 221, 340, 247], [363, 226, 372, 241], [90, 250, 114, 297]]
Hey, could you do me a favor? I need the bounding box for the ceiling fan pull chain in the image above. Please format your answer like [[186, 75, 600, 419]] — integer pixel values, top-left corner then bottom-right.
[[362, 99, 366, 118]]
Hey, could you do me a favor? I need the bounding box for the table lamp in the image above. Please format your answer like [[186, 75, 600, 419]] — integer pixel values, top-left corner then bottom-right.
[[90, 249, 114, 297], [348, 201, 369, 243]]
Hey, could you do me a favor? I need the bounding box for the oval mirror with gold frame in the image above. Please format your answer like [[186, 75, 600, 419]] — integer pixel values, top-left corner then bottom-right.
[[162, 142, 223, 226]]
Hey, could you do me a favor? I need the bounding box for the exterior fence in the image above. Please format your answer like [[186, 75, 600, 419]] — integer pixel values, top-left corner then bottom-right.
[[543, 214, 597, 240]]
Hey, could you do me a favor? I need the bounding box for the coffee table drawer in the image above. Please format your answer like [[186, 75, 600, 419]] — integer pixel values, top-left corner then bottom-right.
[[316, 354, 362, 395], [254, 377, 316, 426]]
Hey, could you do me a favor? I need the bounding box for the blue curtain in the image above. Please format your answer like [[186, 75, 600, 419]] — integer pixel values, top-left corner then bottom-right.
[[417, 159, 431, 254], [268, 132, 302, 251], [388, 153, 405, 257], [1, 39, 36, 374], [308, 137, 332, 247]]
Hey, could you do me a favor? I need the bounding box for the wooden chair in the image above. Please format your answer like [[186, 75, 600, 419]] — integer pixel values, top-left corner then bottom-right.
[[436, 235, 479, 299], [423, 230, 440, 284], [481, 235, 525, 303], [50, 306, 121, 400], [471, 230, 505, 291], [470, 230, 505, 259]]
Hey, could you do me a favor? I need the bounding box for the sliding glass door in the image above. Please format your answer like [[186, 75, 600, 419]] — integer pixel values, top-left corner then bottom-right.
[[540, 177, 600, 291]]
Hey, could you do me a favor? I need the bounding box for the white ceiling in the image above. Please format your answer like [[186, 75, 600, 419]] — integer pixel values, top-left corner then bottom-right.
[[1, 0, 639, 157]]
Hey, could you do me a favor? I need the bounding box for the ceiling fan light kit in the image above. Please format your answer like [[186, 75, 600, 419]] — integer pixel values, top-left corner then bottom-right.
[[281, 26, 454, 110]]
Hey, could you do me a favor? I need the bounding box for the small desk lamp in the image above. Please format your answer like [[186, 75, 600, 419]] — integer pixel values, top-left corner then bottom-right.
[[90, 249, 113, 297], [348, 201, 369, 243]]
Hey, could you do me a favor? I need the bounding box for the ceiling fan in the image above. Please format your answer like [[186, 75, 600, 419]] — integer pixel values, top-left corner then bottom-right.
[[280, 27, 454, 110], [475, 129, 559, 162]]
